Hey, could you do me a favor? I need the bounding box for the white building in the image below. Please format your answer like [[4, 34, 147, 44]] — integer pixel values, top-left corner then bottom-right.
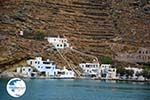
[[17, 66, 33, 77], [100, 64, 117, 79], [106, 68, 117, 79], [79, 63, 117, 79], [79, 63, 100, 77], [101, 64, 111, 74], [125, 67, 143, 79], [27, 57, 75, 78], [27, 57, 58, 76], [57, 67, 75, 78], [19, 31, 24, 36], [47, 36, 69, 49]]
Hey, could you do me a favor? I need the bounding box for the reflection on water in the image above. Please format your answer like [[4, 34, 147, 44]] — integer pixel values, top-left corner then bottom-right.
[[0, 79, 150, 100]]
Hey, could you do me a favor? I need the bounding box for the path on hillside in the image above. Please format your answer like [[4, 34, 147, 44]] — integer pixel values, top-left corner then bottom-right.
[[55, 48, 81, 77], [69, 47, 99, 62]]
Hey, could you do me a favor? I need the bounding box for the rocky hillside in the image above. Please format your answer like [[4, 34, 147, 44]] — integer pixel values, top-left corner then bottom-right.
[[0, 0, 150, 72]]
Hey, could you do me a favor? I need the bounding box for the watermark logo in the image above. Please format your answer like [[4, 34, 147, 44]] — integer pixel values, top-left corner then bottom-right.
[[6, 78, 26, 98]]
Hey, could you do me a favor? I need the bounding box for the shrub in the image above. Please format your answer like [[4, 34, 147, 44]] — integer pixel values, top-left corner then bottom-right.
[[141, 66, 150, 79], [101, 56, 113, 64], [117, 67, 126, 77], [34, 30, 47, 40], [117, 68, 134, 78], [125, 69, 134, 78]]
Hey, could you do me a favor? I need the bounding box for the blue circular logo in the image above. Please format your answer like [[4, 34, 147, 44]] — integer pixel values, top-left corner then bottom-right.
[[6, 78, 26, 98]]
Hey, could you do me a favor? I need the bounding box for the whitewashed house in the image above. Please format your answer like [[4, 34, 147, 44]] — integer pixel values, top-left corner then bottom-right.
[[101, 64, 111, 74], [79, 63, 100, 77], [79, 63, 116, 79], [47, 36, 69, 49], [27, 57, 58, 76], [27, 57, 75, 78], [57, 67, 75, 78], [106, 68, 117, 79], [100, 64, 117, 79], [17, 66, 33, 77], [125, 67, 143, 79]]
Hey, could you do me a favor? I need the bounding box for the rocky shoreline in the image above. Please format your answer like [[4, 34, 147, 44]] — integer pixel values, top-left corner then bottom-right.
[[0, 72, 25, 78]]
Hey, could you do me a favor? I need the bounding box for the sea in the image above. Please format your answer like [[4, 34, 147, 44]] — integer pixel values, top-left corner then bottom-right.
[[0, 79, 150, 100]]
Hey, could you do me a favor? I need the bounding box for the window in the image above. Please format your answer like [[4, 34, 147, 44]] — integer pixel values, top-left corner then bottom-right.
[[62, 72, 65, 75], [82, 65, 84, 68], [30, 61, 32, 65], [35, 61, 37, 64], [60, 44, 63, 47], [58, 72, 65, 75], [139, 51, 141, 54], [143, 51, 145, 54], [86, 65, 90, 68], [64, 43, 67, 47], [52, 62, 55, 65], [28, 69, 31, 72], [57, 44, 59, 47], [46, 67, 51, 69], [43, 61, 51, 64], [93, 65, 95, 68], [38, 61, 40, 64], [38, 66, 40, 68]]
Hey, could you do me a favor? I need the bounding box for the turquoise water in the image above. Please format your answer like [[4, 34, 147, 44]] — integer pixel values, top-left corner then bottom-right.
[[0, 79, 150, 100]]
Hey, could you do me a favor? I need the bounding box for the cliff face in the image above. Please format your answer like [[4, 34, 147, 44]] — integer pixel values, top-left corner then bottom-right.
[[0, 0, 150, 71]]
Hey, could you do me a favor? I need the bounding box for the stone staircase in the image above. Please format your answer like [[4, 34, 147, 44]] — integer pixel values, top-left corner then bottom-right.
[[55, 48, 82, 77]]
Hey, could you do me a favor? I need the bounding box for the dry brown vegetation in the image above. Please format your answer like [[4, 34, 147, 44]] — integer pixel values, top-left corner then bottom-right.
[[0, 0, 150, 71]]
